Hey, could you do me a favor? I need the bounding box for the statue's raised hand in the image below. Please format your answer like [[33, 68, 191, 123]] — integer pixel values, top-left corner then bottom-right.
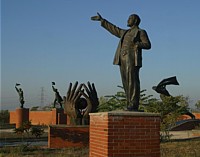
[[64, 81, 83, 124], [91, 12, 103, 21]]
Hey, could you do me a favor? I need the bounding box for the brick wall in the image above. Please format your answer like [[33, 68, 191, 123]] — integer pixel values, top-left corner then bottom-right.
[[48, 125, 89, 148], [10, 108, 67, 126], [9, 108, 30, 128], [89, 111, 160, 157], [29, 111, 53, 125], [10, 111, 17, 124]]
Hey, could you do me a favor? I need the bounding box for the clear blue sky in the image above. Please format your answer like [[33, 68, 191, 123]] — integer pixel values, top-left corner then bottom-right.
[[1, 0, 200, 110]]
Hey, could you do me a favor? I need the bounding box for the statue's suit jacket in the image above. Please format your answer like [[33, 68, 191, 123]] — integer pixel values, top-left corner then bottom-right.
[[101, 19, 151, 67]]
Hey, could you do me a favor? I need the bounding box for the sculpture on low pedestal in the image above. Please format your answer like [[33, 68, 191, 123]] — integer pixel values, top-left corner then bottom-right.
[[64, 81, 99, 125], [91, 13, 151, 111], [15, 83, 25, 108]]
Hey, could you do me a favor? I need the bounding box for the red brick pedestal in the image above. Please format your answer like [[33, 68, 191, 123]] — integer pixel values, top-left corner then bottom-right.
[[48, 125, 89, 148], [89, 111, 160, 157], [15, 108, 29, 128]]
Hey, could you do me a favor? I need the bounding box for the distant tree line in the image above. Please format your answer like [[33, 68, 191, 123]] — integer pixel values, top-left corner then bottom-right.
[[0, 110, 9, 124]]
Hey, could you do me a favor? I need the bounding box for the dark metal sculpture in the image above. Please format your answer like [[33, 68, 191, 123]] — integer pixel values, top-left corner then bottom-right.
[[153, 77, 195, 119], [64, 81, 99, 125], [15, 83, 25, 108], [91, 13, 151, 111], [52, 82, 63, 108], [152, 76, 179, 96]]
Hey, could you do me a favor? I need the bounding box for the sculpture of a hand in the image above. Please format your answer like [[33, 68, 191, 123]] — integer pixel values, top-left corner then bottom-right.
[[82, 82, 99, 115], [64, 81, 99, 125], [64, 81, 83, 125]]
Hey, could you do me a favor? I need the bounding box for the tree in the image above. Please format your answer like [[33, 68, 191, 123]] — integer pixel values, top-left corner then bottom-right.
[[98, 87, 153, 112], [143, 95, 194, 131], [98, 86, 126, 112], [142, 94, 193, 141], [13, 121, 45, 151], [195, 100, 200, 111], [0, 110, 9, 124]]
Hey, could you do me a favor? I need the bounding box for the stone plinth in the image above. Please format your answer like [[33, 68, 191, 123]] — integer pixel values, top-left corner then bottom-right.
[[48, 125, 89, 148], [89, 111, 160, 157], [15, 108, 29, 128]]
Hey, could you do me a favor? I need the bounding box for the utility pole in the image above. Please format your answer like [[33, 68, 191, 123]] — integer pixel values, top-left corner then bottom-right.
[[40, 87, 45, 107]]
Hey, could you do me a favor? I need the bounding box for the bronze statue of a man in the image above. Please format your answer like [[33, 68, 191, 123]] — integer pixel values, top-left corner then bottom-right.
[[91, 13, 151, 111]]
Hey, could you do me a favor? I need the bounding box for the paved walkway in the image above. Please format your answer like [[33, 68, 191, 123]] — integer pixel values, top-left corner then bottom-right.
[[161, 130, 200, 139]]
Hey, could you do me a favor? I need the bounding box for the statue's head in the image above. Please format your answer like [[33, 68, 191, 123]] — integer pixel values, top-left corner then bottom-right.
[[127, 14, 141, 27]]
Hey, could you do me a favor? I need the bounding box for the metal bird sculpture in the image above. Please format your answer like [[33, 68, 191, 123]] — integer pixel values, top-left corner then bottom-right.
[[152, 76, 179, 96]]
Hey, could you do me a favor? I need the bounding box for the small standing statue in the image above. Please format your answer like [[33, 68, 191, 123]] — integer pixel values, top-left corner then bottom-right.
[[52, 82, 63, 108], [15, 83, 25, 108]]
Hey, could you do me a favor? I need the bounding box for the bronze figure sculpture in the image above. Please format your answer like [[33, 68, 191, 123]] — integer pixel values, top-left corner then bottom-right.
[[152, 76, 179, 96], [15, 83, 25, 108], [91, 13, 151, 111], [52, 82, 63, 108], [153, 77, 195, 119], [64, 81, 99, 125]]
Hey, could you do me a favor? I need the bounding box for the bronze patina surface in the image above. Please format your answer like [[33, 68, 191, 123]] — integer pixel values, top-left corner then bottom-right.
[[91, 13, 151, 111]]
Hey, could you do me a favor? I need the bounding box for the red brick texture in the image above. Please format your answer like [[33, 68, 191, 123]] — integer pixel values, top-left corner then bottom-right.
[[10, 108, 67, 126], [29, 111, 54, 125], [10, 111, 17, 124], [15, 108, 29, 128], [89, 111, 160, 157], [48, 125, 89, 148]]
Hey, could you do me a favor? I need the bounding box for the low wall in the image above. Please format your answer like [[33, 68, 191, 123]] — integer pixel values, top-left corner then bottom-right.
[[10, 111, 17, 124], [29, 111, 53, 125], [10, 108, 67, 126], [48, 125, 89, 148]]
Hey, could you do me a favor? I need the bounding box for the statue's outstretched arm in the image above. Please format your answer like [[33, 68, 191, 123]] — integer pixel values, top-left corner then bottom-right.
[[91, 12, 103, 21]]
